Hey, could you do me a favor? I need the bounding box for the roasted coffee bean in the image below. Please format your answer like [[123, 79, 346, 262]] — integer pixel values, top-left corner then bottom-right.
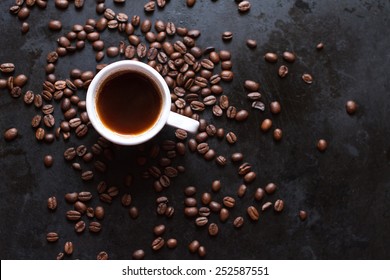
[[64, 241, 73, 255], [233, 216, 244, 228], [215, 155, 227, 166], [187, 138, 197, 152], [121, 193, 132, 207], [212, 105, 223, 117], [129, 206, 139, 219], [273, 128, 283, 141], [132, 249, 145, 260], [94, 206, 104, 220], [75, 124, 88, 138], [14, 74, 28, 87], [264, 183, 277, 194], [282, 51, 296, 63], [210, 180, 221, 192], [144, 1, 155, 12], [197, 143, 209, 154], [264, 52, 278, 63], [261, 119, 272, 132], [317, 139, 328, 152], [237, 184, 247, 198], [244, 171, 256, 184], [247, 206, 259, 221], [226, 132, 237, 144], [254, 188, 266, 201], [209, 201, 222, 213], [226, 106, 237, 119], [64, 147, 76, 161], [152, 237, 164, 251], [4, 128, 18, 141], [46, 232, 59, 242], [299, 210, 308, 221], [198, 207, 210, 217], [203, 149, 215, 161], [81, 170, 94, 181], [74, 201, 87, 214], [188, 240, 200, 253], [238, 1, 251, 12], [220, 70, 234, 81], [10, 87, 22, 98], [195, 216, 208, 227], [107, 186, 119, 197], [44, 155, 54, 167], [270, 101, 281, 114], [35, 128, 45, 141], [246, 39, 257, 48], [219, 95, 229, 109], [223, 196, 235, 208], [0, 63, 15, 73], [66, 210, 81, 221], [244, 80, 260, 92], [97, 251, 108, 260], [216, 128, 225, 139], [82, 152, 94, 162], [184, 207, 198, 217], [231, 153, 243, 163], [65, 192, 78, 203], [222, 31, 233, 41], [184, 197, 197, 207], [153, 224, 166, 236], [195, 132, 208, 143], [316, 42, 324, 50], [208, 223, 219, 236], [302, 73, 313, 84], [64, 108, 77, 120], [33, 94, 43, 108], [235, 110, 249, 121], [74, 221, 86, 233], [184, 186, 196, 196], [278, 65, 289, 78], [203, 95, 216, 106], [72, 163, 81, 171], [346, 100, 357, 114], [47, 196, 57, 210], [166, 238, 177, 249], [201, 192, 212, 205], [43, 114, 55, 128], [262, 202, 273, 211], [274, 199, 284, 212], [89, 221, 102, 233], [238, 162, 251, 175], [157, 202, 167, 215]]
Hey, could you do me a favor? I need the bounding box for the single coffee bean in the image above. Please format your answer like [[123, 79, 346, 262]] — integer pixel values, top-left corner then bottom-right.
[[165, 206, 175, 218], [129, 206, 139, 219], [95, 206, 105, 220], [35, 128, 45, 141], [273, 128, 283, 141], [144, 1, 155, 12], [184, 197, 197, 207], [65, 192, 78, 203], [81, 170, 94, 181], [74, 221, 86, 233], [4, 128, 18, 141], [152, 237, 165, 251], [195, 217, 208, 227], [215, 155, 227, 166], [247, 206, 259, 221], [43, 114, 55, 128], [223, 196, 235, 208], [74, 201, 87, 214], [238, 1, 251, 13], [197, 143, 210, 154], [47, 196, 57, 210], [316, 42, 324, 50], [64, 147, 76, 161], [44, 155, 54, 167], [212, 105, 223, 117], [201, 192, 212, 205], [346, 100, 357, 114], [218, 208, 229, 222], [157, 202, 167, 215], [222, 31, 233, 41], [184, 186, 196, 196], [10, 87, 22, 98], [208, 223, 219, 236], [96, 251, 108, 260], [66, 210, 81, 221], [220, 70, 234, 81], [270, 101, 281, 114], [282, 51, 296, 63], [231, 153, 243, 162], [89, 221, 102, 233], [46, 232, 59, 242], [49, 20, 62, 31], [219, 95, 229, 109], [235, 110, 249, 121], [254, 188, 266, 201], [244, 171, 256, 184], [13, 74, 28, 87], [107, 186, 119, 197], [237, 184, 247, 198], [209, 201, 222, 213], [278, 65, 289, 78], [302, 73, 313, 84], [211, 180, 221, 192], [261, 119, 272, 132], [244, 80, 260, 92], [0, 63, 15, 73], [226, 132, 237, 144], [132, 249, 145, 260], [188, 240, 200, 253], [264, 52, 278, 63], [299, 210, 308, 221], [246, 39, 257, 48], [233, 216, 244, 228], [238, 162, 252, 175], [121, 193, 132, 207], [199, 207, 211, 217], [262, 201, 273, 211], [56, 252, 64, 260], [184, 207, 198, 217], [166, 238, 177, 249], [153, 224, 166, 236], [265, 183, 277, 194], [317, 139, 328, 152], [274, 199, 284, 212]]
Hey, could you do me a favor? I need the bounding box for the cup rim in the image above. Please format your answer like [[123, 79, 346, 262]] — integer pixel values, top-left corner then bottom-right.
[[86, 60, 171, 145]]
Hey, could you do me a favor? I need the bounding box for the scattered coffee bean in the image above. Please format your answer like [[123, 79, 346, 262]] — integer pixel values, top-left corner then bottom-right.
[[244, 171, 256, 184], [65, 192, 78, 203], [247, 206, 259, 221], [233, 216, 244, 228], [153, 224, 166, 236], [264, 52, 278, 63], [316, 42, 324, 50], [151, 237, 165, 251], [198, 246, 206, 257], [74, 221, 86, 233], [223, 196, 235, 208], [246, 39, 257, 48], [270, 101, 281, 114], [260, 119, 272, 132], [274, 199, 284, 212], [44, 155, 54, 167], [132, 249, 145, 260], [317, 139, 328, 152], [97, 251, 108, 260], [89, 221, 102, 233], [47, 196, 57, 210], [282, 51, 296, 63], [302, 73, 313, 84], [166, 238, 177, 249], [262, 202, 273, 211], [66, 210, 81, 221], [129, 206, 139, 219], [46, 232, 59, 242], [273, 128, 283, 141], [265, 183, 277, 194], [278, 65, 289, 78], [299, 210, 308, 221], [254, 188, 265, 200], [238, 1, 251, 13], [346, 100, 357, 114], [195, 216, 208, 227], [64, 241, 73, 255], [188, 240, 200, 253], [226, 132, 237, 144], [4, 128, 18, 141], [208, 223, 219, 236], [244, 80, 260, 92], [237, 184, 247, 198]]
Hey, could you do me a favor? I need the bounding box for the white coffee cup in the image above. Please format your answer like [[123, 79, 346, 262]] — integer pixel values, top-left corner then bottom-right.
[[86, 60, 199, 145]]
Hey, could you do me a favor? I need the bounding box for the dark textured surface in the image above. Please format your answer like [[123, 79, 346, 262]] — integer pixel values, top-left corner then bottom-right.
[[1, 0, 390, 260]]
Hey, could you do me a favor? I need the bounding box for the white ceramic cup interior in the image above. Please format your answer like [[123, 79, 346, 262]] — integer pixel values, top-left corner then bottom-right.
[[86, 60, 199, 145]]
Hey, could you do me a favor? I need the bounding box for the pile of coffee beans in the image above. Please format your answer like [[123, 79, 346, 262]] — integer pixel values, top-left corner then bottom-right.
[[2, 0, 358, 260]]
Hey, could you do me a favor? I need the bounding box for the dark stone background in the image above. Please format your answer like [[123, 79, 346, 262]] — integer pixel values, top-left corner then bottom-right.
[[0, 0, 389, 259]]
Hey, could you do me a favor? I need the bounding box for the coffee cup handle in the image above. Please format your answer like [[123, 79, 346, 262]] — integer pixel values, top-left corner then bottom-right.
[[166, 112, 199, 133]]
